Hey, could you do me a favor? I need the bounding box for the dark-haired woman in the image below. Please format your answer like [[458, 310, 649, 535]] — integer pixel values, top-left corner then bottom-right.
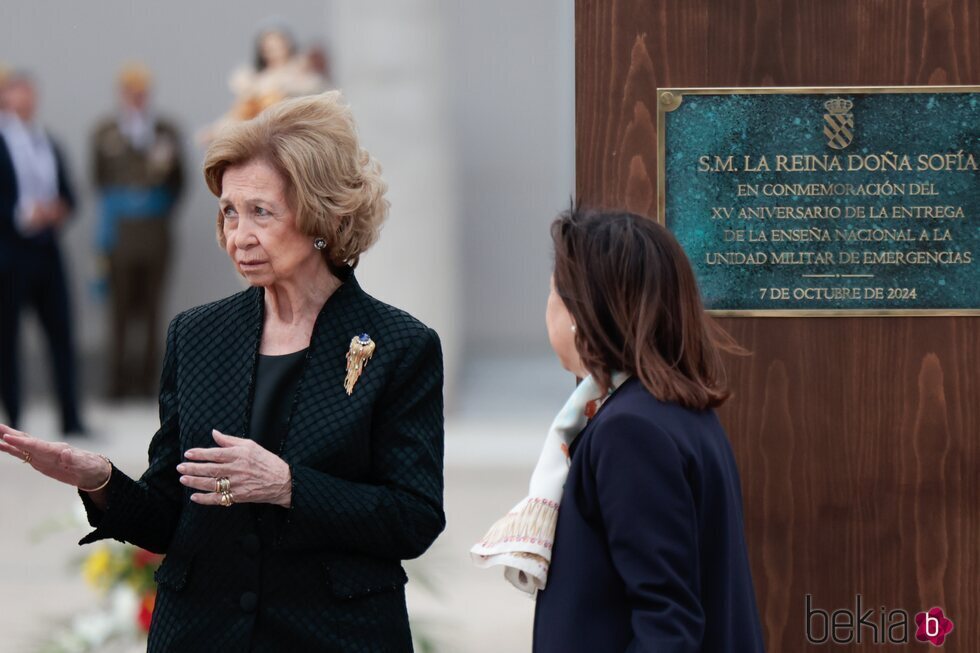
[[472, 209, 765, 652]]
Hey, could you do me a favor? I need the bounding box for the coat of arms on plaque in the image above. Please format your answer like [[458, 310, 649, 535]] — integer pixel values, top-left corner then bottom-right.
[[823, 97, 854, 150]]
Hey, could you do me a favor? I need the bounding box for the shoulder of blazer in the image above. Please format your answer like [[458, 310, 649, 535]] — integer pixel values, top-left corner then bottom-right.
[[168, 280, 437, 356], [578, 383, 689, 481], [583, 379, 721, 465], [170, 286, 260, 341], [587, 379, 653, 424], [591, 379, 714, 427], [583, 381, 682, 448], [357, 285, 436, 346], [328, 280, 440, 382]]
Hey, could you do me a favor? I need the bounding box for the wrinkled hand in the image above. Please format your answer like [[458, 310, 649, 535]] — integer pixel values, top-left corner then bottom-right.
[[177, 430, 292, 508], [0, 424, 111, 491]]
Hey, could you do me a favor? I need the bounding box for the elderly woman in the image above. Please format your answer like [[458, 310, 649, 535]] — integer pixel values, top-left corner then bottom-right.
[[0, 91, 444, 652]]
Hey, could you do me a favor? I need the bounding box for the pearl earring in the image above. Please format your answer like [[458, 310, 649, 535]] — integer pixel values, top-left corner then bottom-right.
[[313, 237, 327, 250], [571, 324, 577, 333]]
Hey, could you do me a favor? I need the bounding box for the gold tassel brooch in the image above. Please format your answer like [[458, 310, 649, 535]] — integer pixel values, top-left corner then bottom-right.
[[344, 333, 376, 395]]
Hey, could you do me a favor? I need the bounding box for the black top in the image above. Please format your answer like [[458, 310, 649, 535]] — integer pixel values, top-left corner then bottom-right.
[[249, 348, 308, 453], [533, 378, 765, 653]]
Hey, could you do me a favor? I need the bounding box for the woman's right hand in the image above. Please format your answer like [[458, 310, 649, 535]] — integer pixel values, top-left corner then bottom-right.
[[0, 424, 112, 499]]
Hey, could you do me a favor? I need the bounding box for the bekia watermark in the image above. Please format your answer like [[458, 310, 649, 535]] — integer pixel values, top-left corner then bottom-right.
[[805, 594, 954, 646]]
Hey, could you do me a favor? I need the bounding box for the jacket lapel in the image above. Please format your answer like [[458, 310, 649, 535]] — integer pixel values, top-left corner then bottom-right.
[[239, 285, 265, 439], [180, 285, 263, 450], [279, 273, 378, 464]]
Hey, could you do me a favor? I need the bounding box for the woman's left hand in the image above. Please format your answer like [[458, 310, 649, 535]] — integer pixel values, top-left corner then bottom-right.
[[177, 430, 292, 508]]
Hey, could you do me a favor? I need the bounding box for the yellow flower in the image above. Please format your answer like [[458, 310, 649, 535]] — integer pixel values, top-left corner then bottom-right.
[[82, 545, 114, 590]]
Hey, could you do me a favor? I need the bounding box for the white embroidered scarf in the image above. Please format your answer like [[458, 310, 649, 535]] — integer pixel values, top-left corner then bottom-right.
[[470, 372, 629, 596]]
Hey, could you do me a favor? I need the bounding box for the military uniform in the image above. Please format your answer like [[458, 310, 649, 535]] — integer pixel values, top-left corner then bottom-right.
[[92, 115, 183, 397]]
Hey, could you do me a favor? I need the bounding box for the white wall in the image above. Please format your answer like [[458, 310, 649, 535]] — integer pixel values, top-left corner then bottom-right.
[[448, 1, 576, 354]]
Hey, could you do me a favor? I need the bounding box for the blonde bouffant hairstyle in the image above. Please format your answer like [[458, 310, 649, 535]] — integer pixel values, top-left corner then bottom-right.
[[203, 91, 389, 269]]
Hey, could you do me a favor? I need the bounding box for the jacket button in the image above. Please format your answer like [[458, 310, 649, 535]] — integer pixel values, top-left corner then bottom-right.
[[240, 591, 258, 613], [241, 534, 260, 556]]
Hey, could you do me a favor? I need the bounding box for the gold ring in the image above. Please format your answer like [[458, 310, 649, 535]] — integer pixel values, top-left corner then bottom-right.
[[217, 477, 231, 494], [22, 452, 31, 465], [219, 491, 235, 507]]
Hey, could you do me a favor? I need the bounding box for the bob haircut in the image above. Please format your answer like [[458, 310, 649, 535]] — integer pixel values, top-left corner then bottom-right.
[[551, 207, 742, 410], [203, 91, 388, 269]]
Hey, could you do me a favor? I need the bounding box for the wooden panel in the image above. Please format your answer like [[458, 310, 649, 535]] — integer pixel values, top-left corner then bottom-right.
[[576, 0, 980, 649]]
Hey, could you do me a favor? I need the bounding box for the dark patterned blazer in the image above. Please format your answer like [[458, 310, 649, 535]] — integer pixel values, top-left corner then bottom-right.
[[79, 271, 445, 652]]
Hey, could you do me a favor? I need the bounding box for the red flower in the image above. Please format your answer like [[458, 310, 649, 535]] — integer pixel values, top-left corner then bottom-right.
[[133, 549, 163, 570], [915, 607, 954, 646], [137, 592, 157, 633]]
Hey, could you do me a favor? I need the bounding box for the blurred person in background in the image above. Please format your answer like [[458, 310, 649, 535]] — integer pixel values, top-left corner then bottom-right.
[[199, 21, 328, 143], [0, 71, 85, 437], [92, 62, 184, 399]]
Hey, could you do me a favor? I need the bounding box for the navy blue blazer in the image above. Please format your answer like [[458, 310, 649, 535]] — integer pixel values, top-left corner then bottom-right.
[[534, 378, 765, 653]]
